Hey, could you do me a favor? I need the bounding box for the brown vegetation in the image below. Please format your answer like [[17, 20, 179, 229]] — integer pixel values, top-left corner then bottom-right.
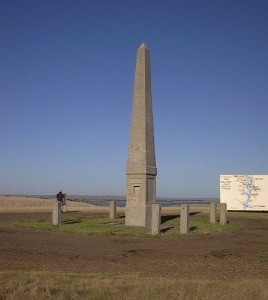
[[0, 196, 268, 299], [0, 195, 111, 213]]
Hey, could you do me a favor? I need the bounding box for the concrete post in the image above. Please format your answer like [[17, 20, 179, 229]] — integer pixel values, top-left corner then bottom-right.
[[220, 203, 227, 225], [52, 200, 62, 225], [151, 203, 161, 235], [62, 193, 67, 213], [109, 200, 117, 219], [180, 204, 189, 234], [210, 202, 217, 224]]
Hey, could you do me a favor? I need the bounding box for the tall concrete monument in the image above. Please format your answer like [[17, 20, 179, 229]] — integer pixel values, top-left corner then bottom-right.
[[125, 43, 157, 227]]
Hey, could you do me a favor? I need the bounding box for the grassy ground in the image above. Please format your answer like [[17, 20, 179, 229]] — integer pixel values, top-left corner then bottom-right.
[[0, 271, 268, 300], [4, 211, 243, 237], [227, 211, 268, 219]]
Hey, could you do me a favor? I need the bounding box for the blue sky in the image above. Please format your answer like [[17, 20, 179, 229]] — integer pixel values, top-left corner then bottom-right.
[[1, 0, 267, 197]]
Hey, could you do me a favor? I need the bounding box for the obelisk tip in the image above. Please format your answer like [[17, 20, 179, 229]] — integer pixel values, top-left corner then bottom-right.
[[139, 43, 148, 49]]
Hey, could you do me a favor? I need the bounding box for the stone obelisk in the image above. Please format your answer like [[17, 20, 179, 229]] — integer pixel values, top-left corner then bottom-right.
[[125, 43, 157, 227]]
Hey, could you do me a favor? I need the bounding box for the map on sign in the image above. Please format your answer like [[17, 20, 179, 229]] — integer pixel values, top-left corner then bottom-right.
[[220, 175, 268, 211]]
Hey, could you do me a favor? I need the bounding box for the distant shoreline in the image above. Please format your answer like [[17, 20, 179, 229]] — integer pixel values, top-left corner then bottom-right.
[[1, 194, 219, 207]]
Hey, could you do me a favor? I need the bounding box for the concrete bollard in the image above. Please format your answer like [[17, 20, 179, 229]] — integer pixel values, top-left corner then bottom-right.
[[151, 203, 161, 235], [109, 200, 117, 219], [210, 202, 217, 224], [220, 203, 227, 225], [180, 204, 189, 234], [62, 193, 67, 213], [52, 200, 62, 225]]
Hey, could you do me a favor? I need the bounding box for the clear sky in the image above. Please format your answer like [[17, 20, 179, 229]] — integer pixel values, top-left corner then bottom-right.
[[1, 0, 267, 197]]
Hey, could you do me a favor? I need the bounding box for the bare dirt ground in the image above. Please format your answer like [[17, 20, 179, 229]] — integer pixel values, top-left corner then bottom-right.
[[0, 211, 268, 280]]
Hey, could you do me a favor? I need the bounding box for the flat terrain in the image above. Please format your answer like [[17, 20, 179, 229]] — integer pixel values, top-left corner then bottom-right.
[[0, 211, 268, 280]]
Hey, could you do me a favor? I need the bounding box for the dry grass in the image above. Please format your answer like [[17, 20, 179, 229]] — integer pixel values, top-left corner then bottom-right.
[[0, 196, 210, 215], [0, 196, 113, 213], [0, 271, 267, 300]]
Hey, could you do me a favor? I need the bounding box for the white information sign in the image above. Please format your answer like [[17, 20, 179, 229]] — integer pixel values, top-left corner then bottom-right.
[[220, 175, 268, 211]]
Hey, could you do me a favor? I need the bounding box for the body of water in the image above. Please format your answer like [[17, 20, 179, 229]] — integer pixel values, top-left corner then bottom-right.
[[69, 196, 219, 207]]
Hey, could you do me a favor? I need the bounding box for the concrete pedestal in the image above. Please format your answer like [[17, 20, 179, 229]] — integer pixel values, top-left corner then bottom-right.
[[52, 200, 62, 225], [125, 205, 152, 227], [220, 203, 227, 225], [109, 200, 117, 219], [151, 203, 161, 235], [62, 194, 67, 213], [180, 204, 189, 234], [210, 202, 217, 224]]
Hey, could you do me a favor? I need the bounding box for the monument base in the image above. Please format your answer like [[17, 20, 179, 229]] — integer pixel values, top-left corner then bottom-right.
[[125, 204, 152, 227]]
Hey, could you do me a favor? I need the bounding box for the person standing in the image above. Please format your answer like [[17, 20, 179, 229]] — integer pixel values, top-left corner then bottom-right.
[[56, 190, 64, 202]]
